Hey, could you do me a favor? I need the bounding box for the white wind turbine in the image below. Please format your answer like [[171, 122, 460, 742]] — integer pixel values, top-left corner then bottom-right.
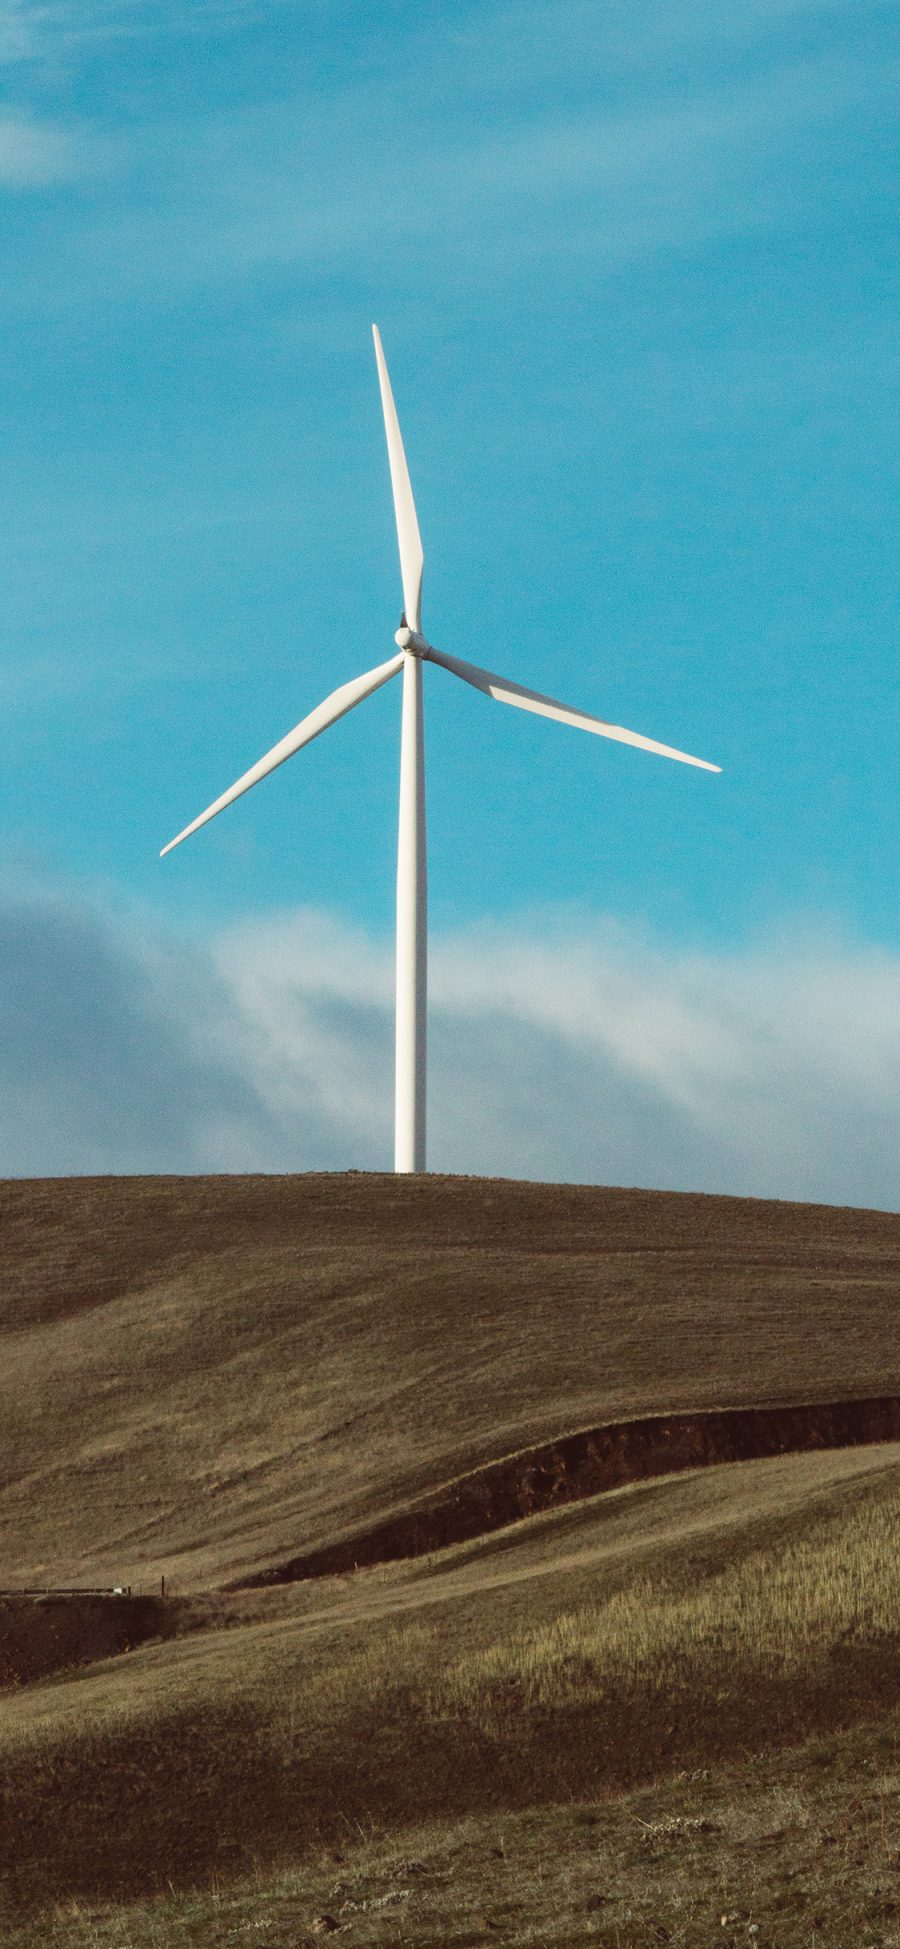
[[162, 326, 720, 1174]]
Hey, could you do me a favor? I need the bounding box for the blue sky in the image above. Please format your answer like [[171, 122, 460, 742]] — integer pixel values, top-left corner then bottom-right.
[[0, 0, 898, 1196]]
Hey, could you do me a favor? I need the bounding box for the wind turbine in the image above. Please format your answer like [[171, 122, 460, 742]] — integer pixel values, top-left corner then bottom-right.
[[162, 326, 720, 1174]]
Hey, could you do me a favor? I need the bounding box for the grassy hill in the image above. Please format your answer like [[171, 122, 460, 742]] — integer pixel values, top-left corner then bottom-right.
[[1, 1438, 899, 1927], [1, 1170, 899, 1939], [1, 1172, 899, 1589]]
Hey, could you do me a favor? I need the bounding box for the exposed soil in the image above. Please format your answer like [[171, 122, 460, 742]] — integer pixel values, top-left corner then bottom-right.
[[234, 1392, 900, 1586], [0, 1593, 174, 1687], [6, 1397, 899, 1682]]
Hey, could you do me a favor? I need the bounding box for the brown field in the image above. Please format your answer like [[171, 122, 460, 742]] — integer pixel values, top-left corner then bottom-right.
[[1, 1170, 899, 1941], [1, 1172, 899, 1589]]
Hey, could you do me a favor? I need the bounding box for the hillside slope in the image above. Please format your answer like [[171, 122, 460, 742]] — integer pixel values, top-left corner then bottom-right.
[[1, 1441, 899, 1908], [1, 1172, 898, 1589]]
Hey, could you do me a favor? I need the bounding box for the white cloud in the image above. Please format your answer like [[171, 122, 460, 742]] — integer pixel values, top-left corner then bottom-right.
[[0, 879, 897, 1211], [214, 907, 900, 1205]]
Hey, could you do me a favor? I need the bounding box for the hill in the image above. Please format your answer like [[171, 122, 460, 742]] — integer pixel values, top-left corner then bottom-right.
[[1, 1171, 899, 1589], [2, 1170, 900, 1935], [1, 1436, 898, 1921]]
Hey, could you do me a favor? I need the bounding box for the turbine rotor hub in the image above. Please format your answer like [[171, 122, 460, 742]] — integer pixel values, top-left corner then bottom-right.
[[395, 625, 430, 657]]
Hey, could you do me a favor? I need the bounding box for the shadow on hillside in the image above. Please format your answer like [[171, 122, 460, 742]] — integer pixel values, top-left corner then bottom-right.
[[0, 1595, 178, 1689], [1, 1639, 898, 1911]]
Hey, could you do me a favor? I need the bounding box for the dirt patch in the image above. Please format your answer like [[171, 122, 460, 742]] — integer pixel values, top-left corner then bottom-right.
[[233, 1393, 900, 1586], [0, 1594, 173, 1687]]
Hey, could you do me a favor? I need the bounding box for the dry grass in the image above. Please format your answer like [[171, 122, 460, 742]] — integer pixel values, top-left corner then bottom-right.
[[2, 1171, 900, 1927], [437, 1471, 900, 1734], [2, 1717, 900, 1944], [1, 1445, 898, 1911], [1, 1172, 899, 1589]]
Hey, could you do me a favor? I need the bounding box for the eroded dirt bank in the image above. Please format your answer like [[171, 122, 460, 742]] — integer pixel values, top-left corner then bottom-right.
[[0, 1593, 173, 1687], [234, 1394, 900, 1587]]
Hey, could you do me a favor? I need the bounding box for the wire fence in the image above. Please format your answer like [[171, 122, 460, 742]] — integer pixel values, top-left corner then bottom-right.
[[0, 1586, 134, 1598]]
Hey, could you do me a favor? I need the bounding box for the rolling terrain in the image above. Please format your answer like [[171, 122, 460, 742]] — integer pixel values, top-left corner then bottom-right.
[[1, 1172, 899, 1589], [1, 1170, 899, 1940]]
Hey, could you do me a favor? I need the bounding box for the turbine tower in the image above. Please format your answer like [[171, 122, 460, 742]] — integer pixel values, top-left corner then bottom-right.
[[162, 327, 720, 1174]]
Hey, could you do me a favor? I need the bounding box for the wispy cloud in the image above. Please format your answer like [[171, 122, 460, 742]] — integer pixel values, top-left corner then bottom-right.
[[1, 878, 897, 1210], [0, 0, 875, 72], [80, 44, 886, 292], [0, 1, 269, 66], [2, 0, 890, 295], [0, 108, 99, 184], [0, 2, 120, 66]]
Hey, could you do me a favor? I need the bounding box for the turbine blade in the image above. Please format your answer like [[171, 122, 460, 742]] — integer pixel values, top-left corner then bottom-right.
[[373, 324, 424, 634], [161, 651, 405, 856], [426, 646, 721, 773]]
